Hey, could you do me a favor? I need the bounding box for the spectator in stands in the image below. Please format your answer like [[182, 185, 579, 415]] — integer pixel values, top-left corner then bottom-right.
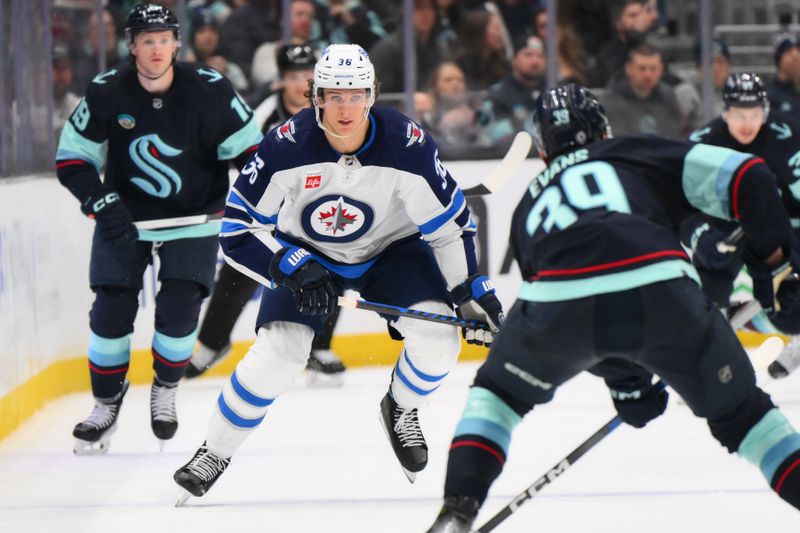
[[481, 35, 545, 144], [72, 6, 126, 90], [187, 1, 235, 27], [674, 38, 731, 130], [595, 0, 650, 87], [602, 42, 684, 138], [317, 0, 386, 52], [52, 42, 81, 140], [369, 0, 456, 93], [190, 8, 250, 94], [767, 35, 800, 120], [218, 0, 282, 79], [418, 61, 498, 159], [456, 10, 511, 90]]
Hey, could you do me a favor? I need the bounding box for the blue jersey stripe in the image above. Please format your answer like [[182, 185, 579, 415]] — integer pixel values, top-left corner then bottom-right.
[[418, 190, 466, 235], [227, 190, 277, 225], [230, 370, 274, 407], [217, 394, 265, 428]]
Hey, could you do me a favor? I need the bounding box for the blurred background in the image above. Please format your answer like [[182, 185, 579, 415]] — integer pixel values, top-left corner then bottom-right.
[[2, 0, 800, 177]]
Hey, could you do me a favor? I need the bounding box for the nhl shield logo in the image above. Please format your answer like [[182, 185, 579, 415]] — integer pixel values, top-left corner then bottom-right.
[[276, 119, 297, 143], [117, 114, 136, 129], [301, 194, 374, 243]]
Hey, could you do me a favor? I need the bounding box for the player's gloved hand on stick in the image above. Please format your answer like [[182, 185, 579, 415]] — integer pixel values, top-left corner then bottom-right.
[[744, 248, 800, 315], [269, 247, 338, 316], [81, 186, 138, 243], [609, 381, 668, 428], [450, 274, 504, 346], [689, 221, 740, 270]]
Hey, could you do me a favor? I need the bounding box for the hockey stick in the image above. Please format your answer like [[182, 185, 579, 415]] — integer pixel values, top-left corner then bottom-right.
[[134, 212, 223, 231], [462, 131, 533, 197], [475, 335, 785, 533], [716, 226, 744, 254], [337, 296, 490, 330]]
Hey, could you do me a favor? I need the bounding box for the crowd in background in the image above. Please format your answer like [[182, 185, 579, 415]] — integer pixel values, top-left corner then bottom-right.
[[49, 0, 800, 160]]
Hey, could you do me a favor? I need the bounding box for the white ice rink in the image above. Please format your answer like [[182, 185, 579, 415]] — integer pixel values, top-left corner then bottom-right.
[[1, 360, 799, 533]]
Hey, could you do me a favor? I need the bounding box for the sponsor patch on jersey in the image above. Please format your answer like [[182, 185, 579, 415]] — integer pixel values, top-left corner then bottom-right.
[[405, 121, 425, 147], [276, 119, 297, 143], [305, 175, 322, 189], [301, 194, 374, 243], [117, 114, 136, 129]]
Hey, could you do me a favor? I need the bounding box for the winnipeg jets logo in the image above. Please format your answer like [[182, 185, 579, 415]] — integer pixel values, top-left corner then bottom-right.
[[318, 198, 358, 235], [128, 134, 183, 198], [405, 121, 425, 147], [301, 195, 374, 243], [276, 120, 297, 143]]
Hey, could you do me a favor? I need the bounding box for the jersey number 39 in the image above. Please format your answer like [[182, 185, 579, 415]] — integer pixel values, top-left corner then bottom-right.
[[526, 161, 631, 236]]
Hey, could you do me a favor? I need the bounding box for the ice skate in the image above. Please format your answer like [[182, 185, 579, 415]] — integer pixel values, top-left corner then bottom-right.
[[379, 391, 427, 483], [305, 349, 346, 387], [173, 443, 231, 506], [426, 495, 480, 533], [72, 381, 129, 455], [184, 342, 232, 379], [769, 335, 800, 379], [150, 378, 178, 450]]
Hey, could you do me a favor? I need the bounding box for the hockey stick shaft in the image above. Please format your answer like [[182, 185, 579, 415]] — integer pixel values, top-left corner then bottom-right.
[[716, 226, 744, 253], [134, 212, 223, 230], [729, 264, 793, 329], [475, 336, 784, 532], [462, 131, 533, 197], [337, 297, 489, 330]]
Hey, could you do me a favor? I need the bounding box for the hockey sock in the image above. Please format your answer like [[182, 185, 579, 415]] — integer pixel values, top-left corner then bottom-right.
[[390, 350, 450, 408], [152, 330, 196, 383], [739, 408, 800, 509], [444, 386, 522, 504], [88, 332, 131, 399]]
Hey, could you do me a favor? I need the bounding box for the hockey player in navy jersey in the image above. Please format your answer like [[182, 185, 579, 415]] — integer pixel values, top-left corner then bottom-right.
[[685, 73, 800, 378], [173, 44, 503, 500], [426, 84, 800, 531], [55, 4, 262, 455], [186, 44, 348, 386]]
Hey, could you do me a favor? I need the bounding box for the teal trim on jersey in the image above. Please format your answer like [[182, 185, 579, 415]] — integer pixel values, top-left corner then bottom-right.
[[137, 221, 222, 242], [88, 332, 131, 366], [152, 330, 198, 362], [791, 219, 800, 229], [56, 121, 105, 172], [739, 409, 800, 480], [682, 144, 751, 220], [217, 117, 263, 161], [518, 260, 700, 302], [454, 386, 522, 454]]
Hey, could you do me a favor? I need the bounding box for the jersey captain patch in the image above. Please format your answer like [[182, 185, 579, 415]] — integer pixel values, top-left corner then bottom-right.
[[301, 195, 373, 243]]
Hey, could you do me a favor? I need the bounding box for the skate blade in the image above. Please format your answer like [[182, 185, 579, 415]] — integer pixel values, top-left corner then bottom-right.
[[377, 412, 418, 484], [158, 439, 168, 452], [402, 467, 417, 484], [73, 438, 111, 456], [175, 489, 192, 507], [305, 370, 344, 388]]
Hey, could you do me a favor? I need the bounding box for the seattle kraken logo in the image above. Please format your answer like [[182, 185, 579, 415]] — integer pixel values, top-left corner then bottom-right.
[[128, 134, 183, 198]]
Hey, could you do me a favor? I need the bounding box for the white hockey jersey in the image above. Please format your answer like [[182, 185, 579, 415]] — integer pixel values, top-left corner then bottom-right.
[[220, 106, 478, 290]]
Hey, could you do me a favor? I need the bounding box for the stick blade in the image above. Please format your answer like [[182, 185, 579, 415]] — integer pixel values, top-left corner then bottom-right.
[[750, 336, 785, 372]]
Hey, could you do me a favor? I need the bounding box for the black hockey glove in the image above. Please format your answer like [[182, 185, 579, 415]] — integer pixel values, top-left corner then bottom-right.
[[744, 248, 800, 316], [767, 277, 800, 334], [450, 274, 504, 347], [269, 247, 338, 316], [687, 220, 741, 271], [81, 186, 138, 244], [609, 381, 669, 428]]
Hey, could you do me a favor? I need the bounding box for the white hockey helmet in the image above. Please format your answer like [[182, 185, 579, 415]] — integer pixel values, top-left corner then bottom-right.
[[312, 44, 376, 133]]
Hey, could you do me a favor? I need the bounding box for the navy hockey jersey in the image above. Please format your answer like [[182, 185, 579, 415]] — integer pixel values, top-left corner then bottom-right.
[[689, 110, 800, 218], [511, 136, 794, 302], [220, 106, 478, 290], [55, 63, 262, 235]]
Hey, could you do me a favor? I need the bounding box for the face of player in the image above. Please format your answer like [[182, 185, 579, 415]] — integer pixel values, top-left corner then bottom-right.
[[724, 105, 765, 145], [319, 88, 370, 136], [282, 69, 313, 109], [130, 30, 179, 78]]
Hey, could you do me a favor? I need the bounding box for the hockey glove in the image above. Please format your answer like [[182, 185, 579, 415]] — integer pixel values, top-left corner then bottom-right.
[[450, 274, 504, 347], [609, 381, 668, 428], [81, 186, 138, 244], [744, 248, 800, 315], [687, 220, 741, 271], [269, 247, 338, 316]]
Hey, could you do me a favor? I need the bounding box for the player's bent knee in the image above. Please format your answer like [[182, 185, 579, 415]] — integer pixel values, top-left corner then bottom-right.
[[154, 279, 205, 337], [89, 285, 139, 338], [397, 300, 461, 363], [708, 387, 775, 453]]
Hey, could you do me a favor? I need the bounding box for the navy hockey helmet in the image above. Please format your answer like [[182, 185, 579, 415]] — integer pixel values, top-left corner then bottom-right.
[[722, 73, 768, 110], [125, 3, 181, 43], [277, 44, 317, 75], [532, 83, 612, 160]]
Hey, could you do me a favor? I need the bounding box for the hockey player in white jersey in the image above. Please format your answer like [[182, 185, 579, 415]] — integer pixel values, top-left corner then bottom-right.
[[173, 44, 504, 501]]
